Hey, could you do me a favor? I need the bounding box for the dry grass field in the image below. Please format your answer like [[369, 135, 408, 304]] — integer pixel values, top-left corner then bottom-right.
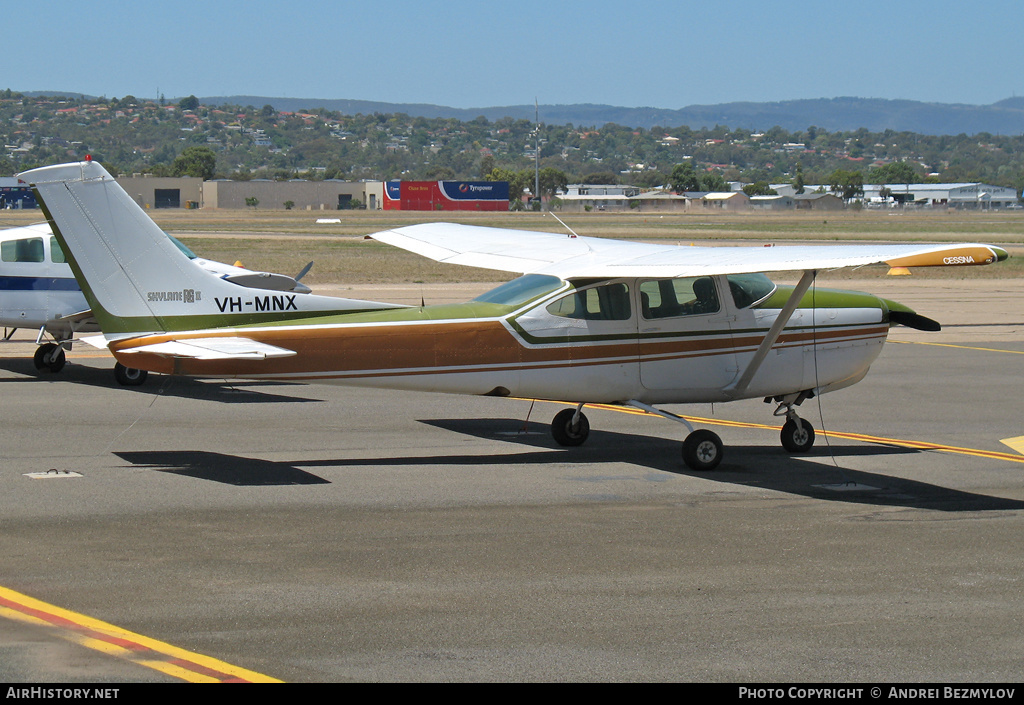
[[3, 207, 1022, 285]]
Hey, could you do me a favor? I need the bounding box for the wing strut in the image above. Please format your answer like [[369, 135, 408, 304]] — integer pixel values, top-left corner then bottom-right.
[[725, 269, 817, 399]]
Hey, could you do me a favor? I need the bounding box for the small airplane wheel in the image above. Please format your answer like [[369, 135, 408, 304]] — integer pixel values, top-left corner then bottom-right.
[[781, 418, 815, 453], [551, 408, 590, 446], [682, 429, 723, 471], [114, 363, 148, 386], [33, 343, 66, 373]]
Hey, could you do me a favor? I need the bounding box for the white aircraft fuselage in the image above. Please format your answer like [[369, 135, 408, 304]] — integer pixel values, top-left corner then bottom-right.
[[107, 272, 887, 407], [0, 223, 90, 337]]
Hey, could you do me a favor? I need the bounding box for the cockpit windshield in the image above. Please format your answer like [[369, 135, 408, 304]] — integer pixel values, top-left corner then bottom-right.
[[726, 273, 776, 309], [473, 274, 564, 307], [167, 233, 198, 259]]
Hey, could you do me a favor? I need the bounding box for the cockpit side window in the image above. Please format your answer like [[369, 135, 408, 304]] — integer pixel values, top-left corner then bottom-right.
[[1, 237, 44, 263], [639, 277, 720, 319], [546, 282, 632, 321]]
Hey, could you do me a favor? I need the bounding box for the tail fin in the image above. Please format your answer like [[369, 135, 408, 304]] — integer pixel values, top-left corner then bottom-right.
[[20, 161, 401, 337]]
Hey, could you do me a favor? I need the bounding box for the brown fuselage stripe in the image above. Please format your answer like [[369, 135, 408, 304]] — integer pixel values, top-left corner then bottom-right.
[[111, 318, 888, 381]]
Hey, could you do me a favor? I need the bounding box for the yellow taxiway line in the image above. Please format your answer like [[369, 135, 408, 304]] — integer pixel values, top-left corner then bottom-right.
[[0, 586, 282, 683], [890, 339, 1024, 355]]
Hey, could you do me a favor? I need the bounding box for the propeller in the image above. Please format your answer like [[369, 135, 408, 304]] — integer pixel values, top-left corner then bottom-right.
[[889, 310, 941, 331]]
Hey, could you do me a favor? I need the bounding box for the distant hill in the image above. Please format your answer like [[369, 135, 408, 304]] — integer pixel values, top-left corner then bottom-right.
[[200, 95, 1024, 135], [19, 91, 1024, 135]]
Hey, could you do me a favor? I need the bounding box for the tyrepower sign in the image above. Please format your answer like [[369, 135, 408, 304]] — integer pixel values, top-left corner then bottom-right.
[[384, 181, 509, 211]]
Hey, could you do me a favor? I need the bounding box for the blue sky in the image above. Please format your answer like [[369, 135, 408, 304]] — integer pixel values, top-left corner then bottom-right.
[[17, 0, 1023, 109]]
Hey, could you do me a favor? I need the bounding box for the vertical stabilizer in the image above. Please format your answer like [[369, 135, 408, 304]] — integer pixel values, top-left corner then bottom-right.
[[25, 161, 208, 333]]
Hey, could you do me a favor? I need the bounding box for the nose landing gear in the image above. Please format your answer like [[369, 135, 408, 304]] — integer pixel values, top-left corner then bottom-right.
[[771, 391, 816, 453]]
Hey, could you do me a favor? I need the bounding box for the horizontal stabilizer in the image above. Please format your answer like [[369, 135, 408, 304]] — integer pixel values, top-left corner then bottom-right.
[[118, 336, 296, 360], [53, 309, 94, 323], [222, 271, 306, 292]]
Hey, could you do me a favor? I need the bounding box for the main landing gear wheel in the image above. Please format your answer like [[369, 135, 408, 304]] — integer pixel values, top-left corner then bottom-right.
[[780, 418, 815, 453], [33, 343, 66, 373], [551, 408, 590, 446], [114, 362, 148, 386], [682, 429, 723, 471]]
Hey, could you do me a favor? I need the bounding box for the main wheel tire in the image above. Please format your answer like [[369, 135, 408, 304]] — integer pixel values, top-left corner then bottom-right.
[[114, 363, 148, 386], [781, 418, 815, 452], [33, 343, 66, 373], [682, 429, 723, 471], [551, 408, 590, 446]]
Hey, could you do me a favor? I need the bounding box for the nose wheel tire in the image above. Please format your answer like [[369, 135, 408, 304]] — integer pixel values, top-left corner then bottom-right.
[[781, 418, 815, 452], [682, 429, 723, 471], [114, 362, 149, 386], [551, 408, 590, 446], [33, 343, 66, 373]]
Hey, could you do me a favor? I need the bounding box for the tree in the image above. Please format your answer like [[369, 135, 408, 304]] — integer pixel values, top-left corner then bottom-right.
[[793, 162, 806, 194], [669, 162, 701, 192], [479, 154, 495, 178], [485, 167, 533, 207], [700, 171, 729, 192], [582, 171, 619, 185], [245, 197, 259, 208], [827, 169, 864, 200], [424, 166, 455, 180], [743, 181, 777, 196], [178, 95, 199, 111], [537, 167, 568, 200], [632, 171, 666, 189], [171, 146, 217, 180], [869, 161, 919, 185]]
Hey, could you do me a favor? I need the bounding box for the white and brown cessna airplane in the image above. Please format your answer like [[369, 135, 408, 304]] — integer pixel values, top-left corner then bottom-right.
[[21, 160, 1008, 470]]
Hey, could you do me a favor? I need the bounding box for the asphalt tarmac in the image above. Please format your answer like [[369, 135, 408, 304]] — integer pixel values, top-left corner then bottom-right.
[[1, 280, 1022, 682]]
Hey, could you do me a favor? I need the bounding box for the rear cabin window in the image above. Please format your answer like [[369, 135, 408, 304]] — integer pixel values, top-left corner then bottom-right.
[[50, 236, 66, 263], [1, 237, 44, 263], [546, 282, 632, 320], [639, 277, 720, 319]]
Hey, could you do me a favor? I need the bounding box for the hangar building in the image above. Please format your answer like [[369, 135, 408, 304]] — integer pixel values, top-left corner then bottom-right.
[[201, 179, 383, 211], [113, 175, 384, 210]]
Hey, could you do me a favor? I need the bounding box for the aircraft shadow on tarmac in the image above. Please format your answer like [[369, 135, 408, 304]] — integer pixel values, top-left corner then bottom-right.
[[115, 450, 330, 486], [416, 418, 1024, 513], [114, 418, 1024, 512], [0, 358, 321, 404]]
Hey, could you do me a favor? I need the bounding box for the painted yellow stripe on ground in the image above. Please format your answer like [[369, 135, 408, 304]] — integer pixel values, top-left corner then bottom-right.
[[891, 340, 1024, 355], [0, 352, 112, 360], [1000, 436, 1024, 455], [548, 401, 1024, 465], [0, 586, 282, 683]]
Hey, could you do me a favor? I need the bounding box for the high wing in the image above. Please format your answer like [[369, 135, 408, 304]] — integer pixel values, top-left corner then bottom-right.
[[367, 222, 1008, 279]]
